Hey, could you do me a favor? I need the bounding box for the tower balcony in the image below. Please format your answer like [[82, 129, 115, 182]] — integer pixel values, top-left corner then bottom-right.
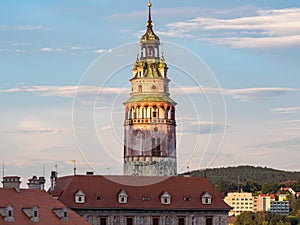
[[124, 118, 176, 126]]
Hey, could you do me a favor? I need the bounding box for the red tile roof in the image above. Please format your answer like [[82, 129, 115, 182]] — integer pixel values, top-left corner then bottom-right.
[[52, 175, 231, 211], [0, 188, 91, 225]]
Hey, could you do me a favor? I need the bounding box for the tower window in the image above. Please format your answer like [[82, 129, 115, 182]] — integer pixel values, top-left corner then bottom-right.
[[152, 106, 157, 118], [138, 85, 142, 92], [153, 111, 157, 118]]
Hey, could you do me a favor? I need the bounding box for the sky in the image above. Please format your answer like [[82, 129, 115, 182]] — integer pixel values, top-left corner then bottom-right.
[[1, 0, 300, 187]]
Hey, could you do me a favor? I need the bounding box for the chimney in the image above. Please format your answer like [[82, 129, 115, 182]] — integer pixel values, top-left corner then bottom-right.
[[27, 176, 46, 190], [86, 171, 94, 176], [50, 171, 57, 192], [2, 176, 21, 190], [39, 176, 46, 190]]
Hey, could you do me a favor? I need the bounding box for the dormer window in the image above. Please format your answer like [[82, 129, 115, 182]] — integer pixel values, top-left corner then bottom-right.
[[0, 204, 14, 222], [75, 190, 85, 204], [184, 196, 191, 201], [160, 191, 171, 205], [201, 192, 212, 205], [22, 205, 40, 222], [118, 190, 128, 204], [53, 207, 68, 222]]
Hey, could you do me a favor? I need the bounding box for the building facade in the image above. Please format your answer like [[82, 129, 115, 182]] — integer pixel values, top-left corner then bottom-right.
[[253, 194, 275, 212], [51, 175, 231, 225], [0, 176, 91, 225], [123, 2, 177, 176], [223, 192, 253, 216], [270, 201, 289, 215]]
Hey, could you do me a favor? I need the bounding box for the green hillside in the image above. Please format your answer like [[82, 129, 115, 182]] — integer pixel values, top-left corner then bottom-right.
[[185, 165, 300, 193]]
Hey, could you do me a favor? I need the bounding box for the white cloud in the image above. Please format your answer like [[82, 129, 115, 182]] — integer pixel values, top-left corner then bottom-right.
[[225, 87, 297, 101], [0, 85, 128, 98], [14, 128, 71, 135], [70, 46, 81, 50], [271, 107, 300, 114], [160, 7, 300, 48], [0, 25, 51, 31], [40, 47, 53, 52], [172, 86, 297, 101], [181, 119, 227, 135], [94, 49, 111, 54], [0, 85, 296, 101], [12, 42, 31, 46]]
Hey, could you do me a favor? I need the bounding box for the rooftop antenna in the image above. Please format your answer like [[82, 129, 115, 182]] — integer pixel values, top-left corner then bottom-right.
[[71, 160, 76, 176], [2, 162, 4, 178], [42, 163, 45, 177], [238, 175, 240, 192], [107, 167, 111, 176]]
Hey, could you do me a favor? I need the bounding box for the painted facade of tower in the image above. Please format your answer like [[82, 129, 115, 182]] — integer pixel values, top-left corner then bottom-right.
[[123, 3, 177, 176]]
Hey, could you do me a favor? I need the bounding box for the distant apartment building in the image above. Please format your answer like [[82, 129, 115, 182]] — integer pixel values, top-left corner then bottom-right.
[[224, 191, 253, 216], [253, 194, 275, 212], [270, 201, 289, 215]]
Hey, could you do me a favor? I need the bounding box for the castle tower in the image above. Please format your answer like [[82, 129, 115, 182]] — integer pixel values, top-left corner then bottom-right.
[[123, 2, 177, 176]]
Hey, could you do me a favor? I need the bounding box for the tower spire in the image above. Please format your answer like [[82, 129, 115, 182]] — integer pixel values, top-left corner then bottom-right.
[[140, 1, 159, 43]]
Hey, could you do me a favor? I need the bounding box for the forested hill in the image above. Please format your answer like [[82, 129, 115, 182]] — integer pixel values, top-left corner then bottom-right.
[[185, 166, 300, 192]]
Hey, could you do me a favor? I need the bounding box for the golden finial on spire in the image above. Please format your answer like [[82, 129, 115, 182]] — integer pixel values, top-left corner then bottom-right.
[[148, 1, 152, 8]]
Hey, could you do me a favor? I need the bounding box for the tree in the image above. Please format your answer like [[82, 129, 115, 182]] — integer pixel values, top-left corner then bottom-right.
[[262, 182, 272, 194], [234, 212, 255, 225], [215, 178, 227, 192]]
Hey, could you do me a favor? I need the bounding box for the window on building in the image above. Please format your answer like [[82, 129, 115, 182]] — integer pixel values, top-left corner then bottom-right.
[[63, 211, 68, 219], [5, 204, 14, 222], [160, 191, 171, 205], [33, 209, 38, 218], [201, 192, 212, 205], [96, 195, 103, 200], [86, 215, 93, 224], [178, 218, 185, 225], [118, 190, 128, 204], [75, 190, 85, 204], [152, 106, 157, 118], [100, 217, 107, 225], [152, 138, 161, 157], [138, 85, 142, 92], [126, 217, 133, 225], [205, 217, 213, 225], [153, 217, 159, 225], [184, 196, 191, 201]]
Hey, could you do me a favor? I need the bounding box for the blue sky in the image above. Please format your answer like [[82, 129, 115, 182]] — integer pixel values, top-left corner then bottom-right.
[[1, 0, 300, 186]]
